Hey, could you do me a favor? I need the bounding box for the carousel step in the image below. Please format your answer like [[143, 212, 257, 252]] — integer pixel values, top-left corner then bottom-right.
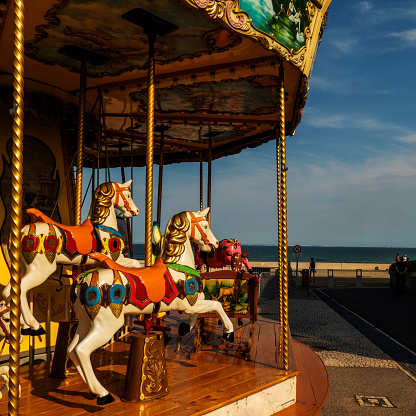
[[275, 340, 329, 416]]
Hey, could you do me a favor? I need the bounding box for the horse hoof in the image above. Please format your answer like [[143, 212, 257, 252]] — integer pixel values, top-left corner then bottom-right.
[[178, 323, 190, 336], [21, 328, 31, 336], [222, 332, 234, 343], [30, 327, 46, 336], [97, 393, 115, 405]]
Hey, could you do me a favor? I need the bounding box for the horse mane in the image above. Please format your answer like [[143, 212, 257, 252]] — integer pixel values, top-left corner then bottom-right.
[[162, 211, 190, 264], [90, 182, 115, 225]]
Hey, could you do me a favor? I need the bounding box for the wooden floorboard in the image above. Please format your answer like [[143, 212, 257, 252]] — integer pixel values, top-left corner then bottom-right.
[[0, 313, 301, 416]]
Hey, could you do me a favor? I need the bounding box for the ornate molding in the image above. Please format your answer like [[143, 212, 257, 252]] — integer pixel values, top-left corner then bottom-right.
[[186, 0, 327, 72]]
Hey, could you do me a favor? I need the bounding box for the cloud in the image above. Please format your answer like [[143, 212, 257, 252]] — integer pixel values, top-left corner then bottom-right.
[[389, 29, 416, 42], [394, 133, 416, 144], [330, 38, 359, 54]]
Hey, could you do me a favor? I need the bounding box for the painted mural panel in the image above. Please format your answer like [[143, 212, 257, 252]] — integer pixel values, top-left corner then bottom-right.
[[203, 278, 250, 314], [240, 0, 309, 52]]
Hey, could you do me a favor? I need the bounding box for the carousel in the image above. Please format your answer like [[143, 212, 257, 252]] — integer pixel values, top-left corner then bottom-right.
[[0, 0, 331, 414]]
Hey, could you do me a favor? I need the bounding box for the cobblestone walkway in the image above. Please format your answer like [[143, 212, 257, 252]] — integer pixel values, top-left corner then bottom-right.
[[258, 292, 410, 371]]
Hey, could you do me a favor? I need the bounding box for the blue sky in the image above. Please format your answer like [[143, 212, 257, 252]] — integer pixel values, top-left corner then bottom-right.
[[83, 1, 416, 247]]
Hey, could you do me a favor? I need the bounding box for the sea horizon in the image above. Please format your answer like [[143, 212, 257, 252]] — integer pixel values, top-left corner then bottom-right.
[[130, 244, 413, 264]]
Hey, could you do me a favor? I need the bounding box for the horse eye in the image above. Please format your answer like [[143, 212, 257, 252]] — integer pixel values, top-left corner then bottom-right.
[[4, 318, 10, 323]]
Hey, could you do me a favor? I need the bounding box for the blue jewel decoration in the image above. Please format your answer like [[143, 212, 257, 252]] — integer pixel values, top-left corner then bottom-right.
[[85, 286, 101, 306], [185, 278, 198, 296], [110, 284, 125, 304]]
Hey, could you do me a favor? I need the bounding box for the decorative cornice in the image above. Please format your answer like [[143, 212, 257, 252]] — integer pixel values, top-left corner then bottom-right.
[[186, 0, 329, 74]]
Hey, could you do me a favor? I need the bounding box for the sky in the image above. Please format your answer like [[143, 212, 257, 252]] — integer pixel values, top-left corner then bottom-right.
[[82, 1, 416, 248]]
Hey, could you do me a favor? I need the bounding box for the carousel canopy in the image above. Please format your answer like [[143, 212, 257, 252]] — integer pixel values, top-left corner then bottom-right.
[[0, 0, 330, 167]]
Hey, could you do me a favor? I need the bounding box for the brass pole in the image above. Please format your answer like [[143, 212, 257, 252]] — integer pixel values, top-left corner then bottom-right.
[[145, 32, 156, 266], [97, 92, 102, 187], [279, 63, 289, 371], [199, 152, 203, 211], [129, 116, 134, 258], [9, 1, 25, 414], [75, 59, 87, 225], [156, 125, 164, 227], [207, 135, 212, 225], [276, 129, 283, 326]]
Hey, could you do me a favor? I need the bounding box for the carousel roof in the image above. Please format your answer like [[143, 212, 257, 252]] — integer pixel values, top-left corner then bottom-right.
[[0, 0, 330, 167]]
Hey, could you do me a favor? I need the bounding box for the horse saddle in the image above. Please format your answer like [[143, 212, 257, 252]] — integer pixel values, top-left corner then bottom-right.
[[89, 252, 177, 305], [27, 208, 94, 255]]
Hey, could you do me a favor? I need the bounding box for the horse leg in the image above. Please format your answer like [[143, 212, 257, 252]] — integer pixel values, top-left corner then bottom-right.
[[19, 262, 56, 335], [184, 300, 234, 341], [74, 309, 124, 404], [67, 299, 91, 384]]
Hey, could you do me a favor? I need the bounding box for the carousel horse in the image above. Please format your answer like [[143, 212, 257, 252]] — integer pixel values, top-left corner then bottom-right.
[[2, 180, 141, 336], [195, 238, 252, 272], [67, 208, 234, 404]]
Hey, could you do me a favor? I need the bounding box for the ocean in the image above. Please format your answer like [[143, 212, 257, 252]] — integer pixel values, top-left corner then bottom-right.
[[131, 244, 414, 264]]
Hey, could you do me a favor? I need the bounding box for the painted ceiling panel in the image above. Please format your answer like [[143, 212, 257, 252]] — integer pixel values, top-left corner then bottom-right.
[[25, 0, 241, 76]]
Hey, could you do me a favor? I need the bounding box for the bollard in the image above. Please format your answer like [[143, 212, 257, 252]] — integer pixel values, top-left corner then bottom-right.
[[327, 269, 334, 288], [356, 269, 362, 288]]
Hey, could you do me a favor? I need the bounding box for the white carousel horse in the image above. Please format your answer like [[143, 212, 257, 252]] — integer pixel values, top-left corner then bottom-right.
[[2, 180, 141, 335], [67, 208, 234, 404]]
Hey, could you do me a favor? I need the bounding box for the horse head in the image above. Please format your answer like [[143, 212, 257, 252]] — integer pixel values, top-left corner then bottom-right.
[[112, 180, 139, 218], [188, 208, 218, 252]]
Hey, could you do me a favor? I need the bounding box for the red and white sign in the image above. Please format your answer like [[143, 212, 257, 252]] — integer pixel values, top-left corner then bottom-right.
[[293, 245, 302, 254]]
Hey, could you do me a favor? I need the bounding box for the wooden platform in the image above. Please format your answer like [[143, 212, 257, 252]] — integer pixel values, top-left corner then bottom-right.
[[0, 313, 327, 415]]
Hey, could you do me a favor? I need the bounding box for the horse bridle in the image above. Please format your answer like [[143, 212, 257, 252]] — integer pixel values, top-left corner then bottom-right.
[[189, 212, 211, 246], [113, 183, 132, 213]]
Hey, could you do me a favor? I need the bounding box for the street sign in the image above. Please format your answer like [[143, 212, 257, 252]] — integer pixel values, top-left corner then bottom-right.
[[293, 252, 302, 258], [293, 245, 301, 254]]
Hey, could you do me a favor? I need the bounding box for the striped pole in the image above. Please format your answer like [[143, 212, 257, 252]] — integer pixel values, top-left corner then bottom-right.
[[9, 1, 25, 414]]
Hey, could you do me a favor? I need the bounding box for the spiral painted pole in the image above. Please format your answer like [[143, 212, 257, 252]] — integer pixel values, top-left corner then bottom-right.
[[145, 33, 156, 267], [199, 152, 203, 211], [9, 1, 25, 414], [279, 63, 289, 371], [276, 129, 283, 326], [75, 60, 87, 225]]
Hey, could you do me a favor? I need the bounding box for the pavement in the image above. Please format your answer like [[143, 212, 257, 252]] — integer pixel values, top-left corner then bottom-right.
[[257, 285, 416, 415]]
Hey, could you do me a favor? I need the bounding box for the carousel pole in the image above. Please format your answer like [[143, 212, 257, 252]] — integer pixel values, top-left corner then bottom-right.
[[199, 152, 203, 211], [58, 46, 109, 224], [75, 59, 87, 225], [276, 129, 283, 326], [121, 9, 177, 402], [9, 1, 25, 414], [207, 132, 212, 225], [144, 30, 156, 267], [278, 63, 289, 371]]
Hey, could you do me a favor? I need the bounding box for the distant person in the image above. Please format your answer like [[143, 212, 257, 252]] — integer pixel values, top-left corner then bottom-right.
[[309, 257, 316, 283], [395, 253, 400, 262], [403, 254, 407, 262], [395, 256, 407, 294]]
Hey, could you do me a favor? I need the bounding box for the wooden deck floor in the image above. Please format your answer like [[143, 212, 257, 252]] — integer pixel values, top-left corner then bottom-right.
[[0, 314, 301, 415]]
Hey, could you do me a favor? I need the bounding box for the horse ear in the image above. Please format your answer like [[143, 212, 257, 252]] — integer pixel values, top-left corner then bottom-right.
[[199, 207, 210, 218], [122, 179, 132, 188]]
